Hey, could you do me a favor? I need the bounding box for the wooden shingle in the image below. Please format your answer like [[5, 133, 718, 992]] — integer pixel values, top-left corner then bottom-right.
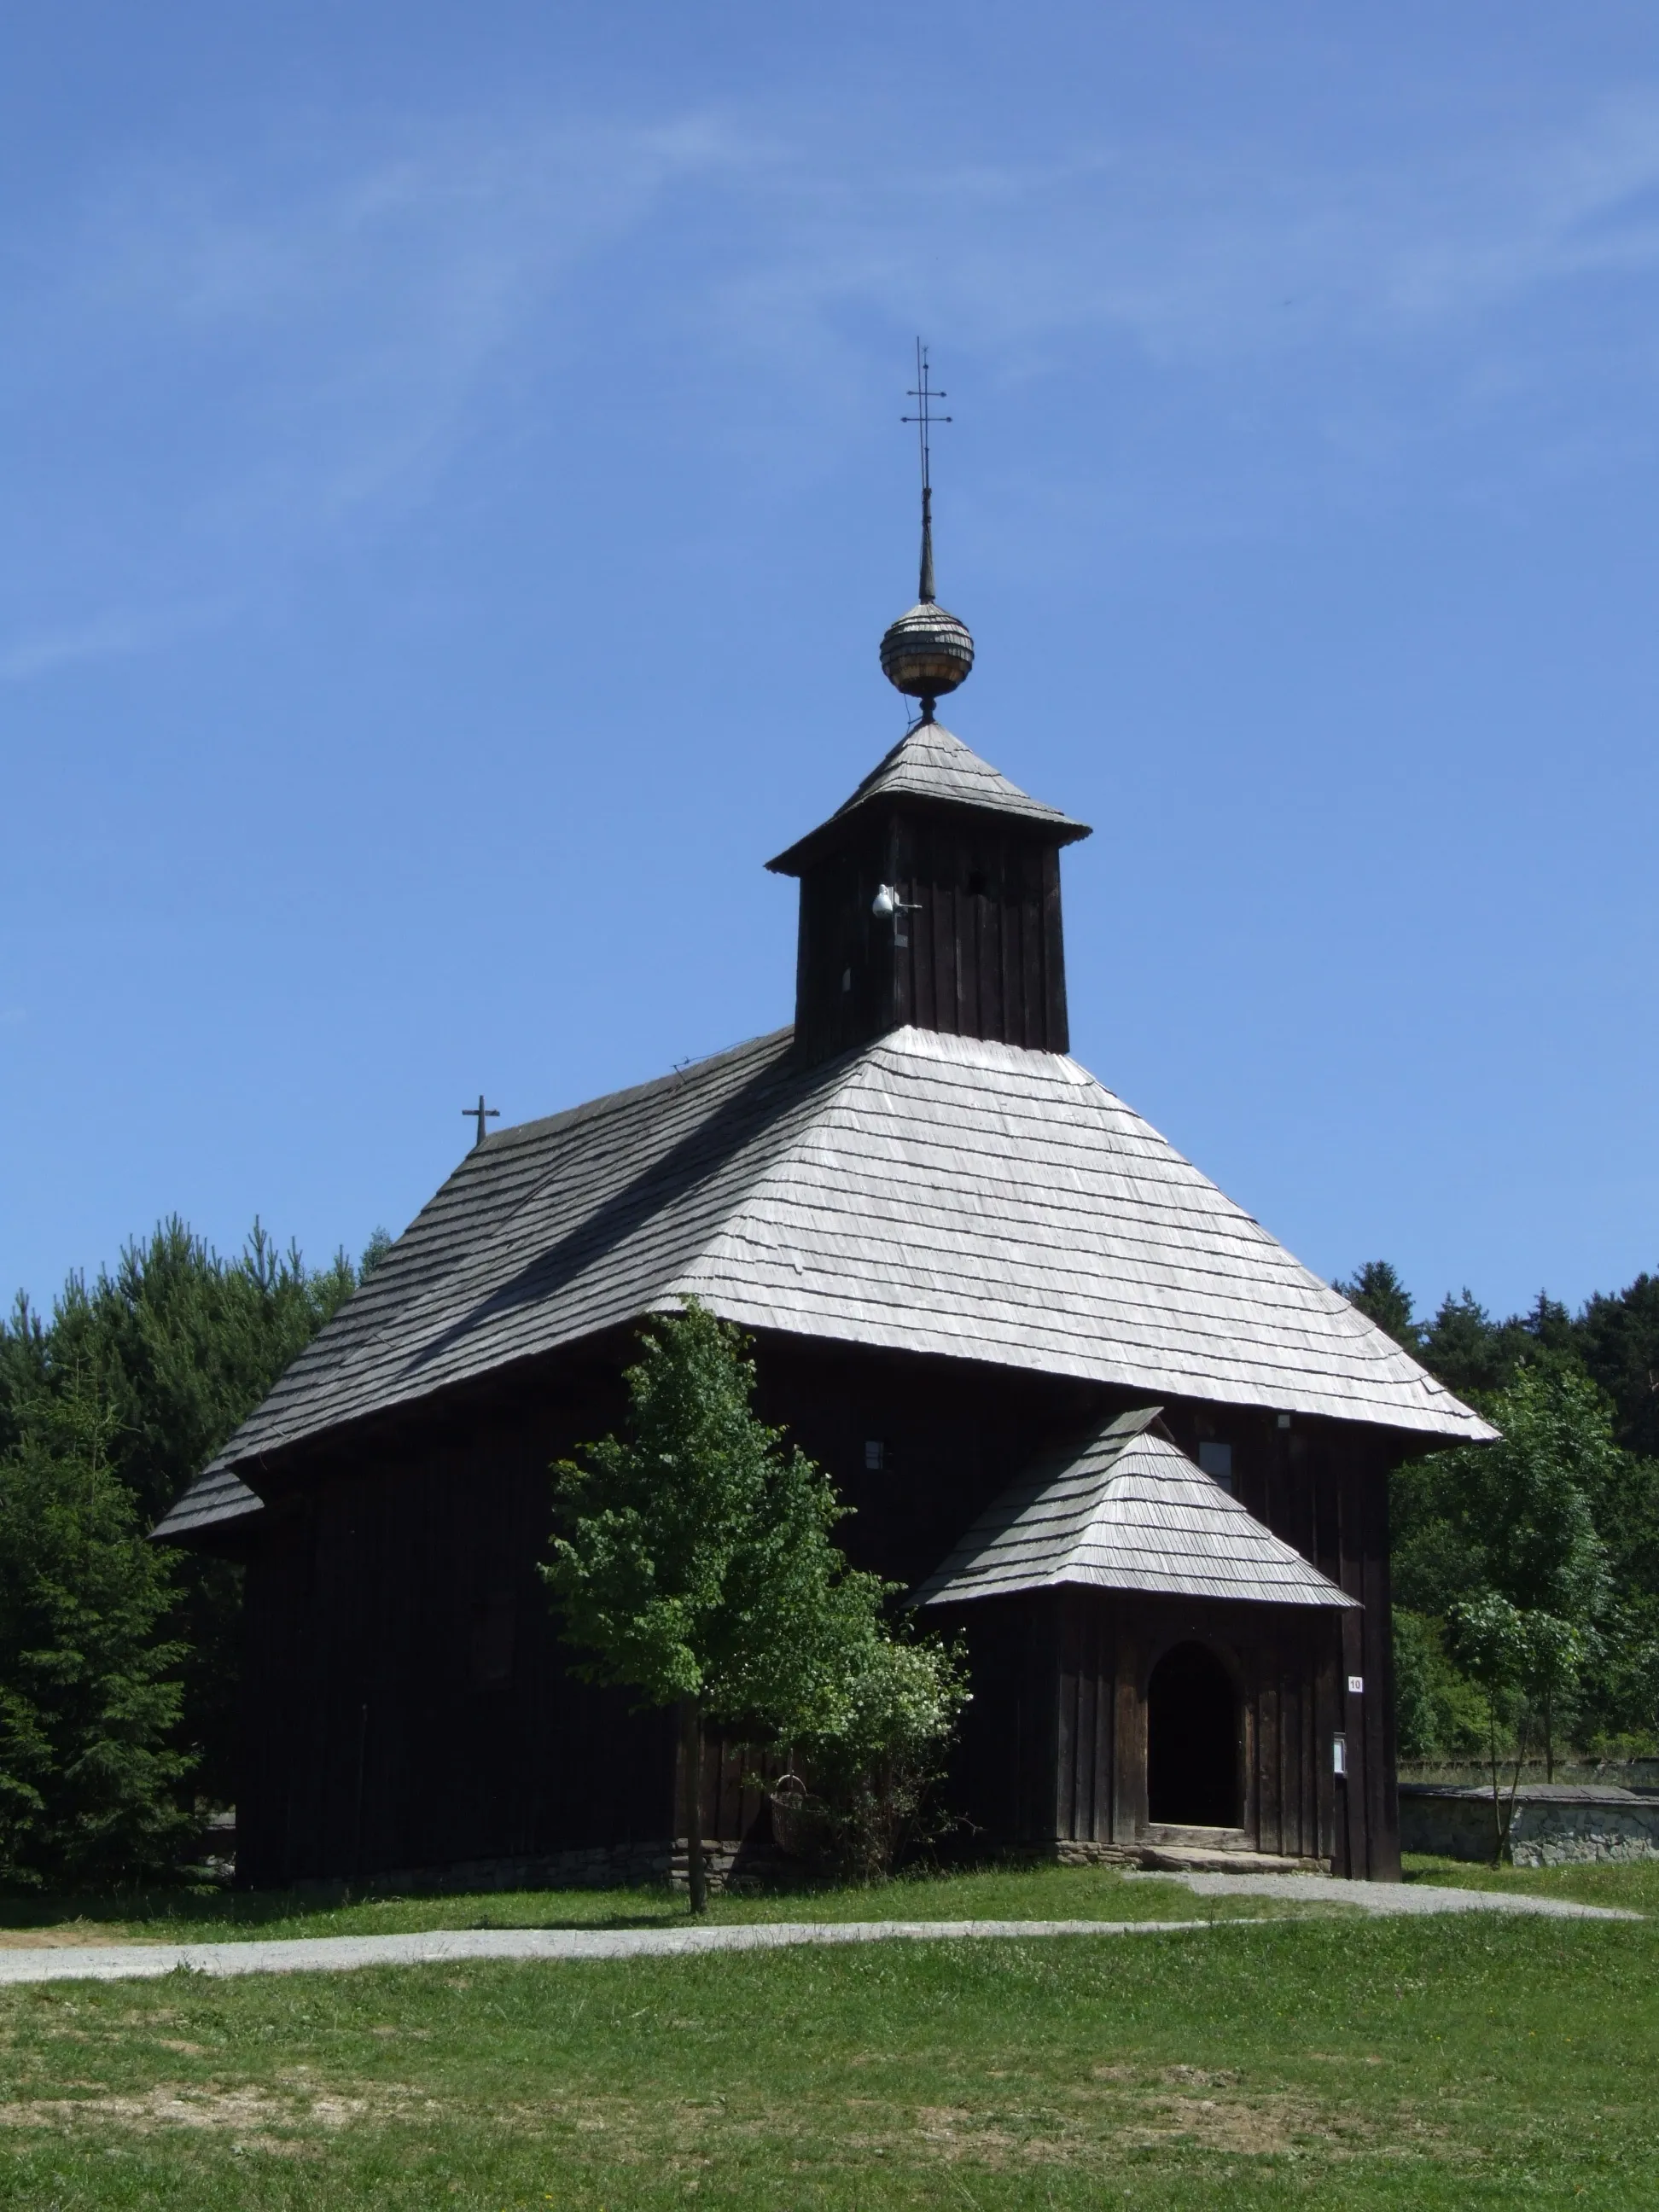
[[911, 1407, 1360, 1610], [156, 1022, 1490, 1540]]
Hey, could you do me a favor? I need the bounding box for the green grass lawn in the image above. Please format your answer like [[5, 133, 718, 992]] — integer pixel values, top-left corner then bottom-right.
[[0, 1868, 1650, 2209], [0, 1862, 1347, 1947], [0, 1851, 1640, 1950], [1402, 1850, 1659, 1916]]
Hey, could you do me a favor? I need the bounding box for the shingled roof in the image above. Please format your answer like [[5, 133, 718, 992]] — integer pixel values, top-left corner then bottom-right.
[[154, 1024, 1492, 1541], [911, 1407, 1359, 1610], [765, 719, 1091, 874]]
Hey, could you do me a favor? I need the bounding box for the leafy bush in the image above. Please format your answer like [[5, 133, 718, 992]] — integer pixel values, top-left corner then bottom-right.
[[789, 1622, 970, 1883]]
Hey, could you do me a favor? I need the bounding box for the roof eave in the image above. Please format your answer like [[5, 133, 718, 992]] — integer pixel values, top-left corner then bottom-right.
[[765, 790, 1093, 877], [917, 1568, 1362, 1611], [150, 1488, 266, 1547]]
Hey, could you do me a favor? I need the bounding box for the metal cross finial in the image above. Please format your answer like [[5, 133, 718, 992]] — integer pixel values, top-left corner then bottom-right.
[[463, 1094, 500, 1150], [902, 338, 950, 498], [901, 339, 952, 603]]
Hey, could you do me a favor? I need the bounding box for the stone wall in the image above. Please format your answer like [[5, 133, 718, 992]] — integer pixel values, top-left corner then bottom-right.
[[1400, 1784, 1659, 1866]]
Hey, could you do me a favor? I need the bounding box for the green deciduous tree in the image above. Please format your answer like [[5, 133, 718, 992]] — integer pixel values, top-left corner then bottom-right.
[[1450, 1593, 1596, 1856], [1448, 1590, 1532, 1859], [1399, 1364, 1615, 1797], [544, 1301, 964, 1910], [0, 1379, 192, 1886], [1394, 1364, 1610, 1632], [1390, 1609, 1487, 1762]]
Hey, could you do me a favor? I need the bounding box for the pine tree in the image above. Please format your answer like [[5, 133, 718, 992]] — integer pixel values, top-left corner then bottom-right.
[[0, 1379, 192, 1885], [1335, 1261, 1423, 1353], [2, 1220, 359, 1811]]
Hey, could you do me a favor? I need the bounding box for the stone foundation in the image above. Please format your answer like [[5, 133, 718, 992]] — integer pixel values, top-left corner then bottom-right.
[[1010, 1838, 1330, 1874], [283, 1837, 748, 1901]]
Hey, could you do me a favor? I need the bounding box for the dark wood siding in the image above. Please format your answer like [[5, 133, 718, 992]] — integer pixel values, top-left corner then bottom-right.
[[792, 803, 1070, 1063], [234, 1334, 1405, 1886], [239, 1391, 676, 1889], [946, 1587, 1344, 1864]]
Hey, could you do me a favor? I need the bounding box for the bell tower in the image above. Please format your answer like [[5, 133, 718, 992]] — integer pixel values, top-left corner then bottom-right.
[[768, 350, 1091, 1066]]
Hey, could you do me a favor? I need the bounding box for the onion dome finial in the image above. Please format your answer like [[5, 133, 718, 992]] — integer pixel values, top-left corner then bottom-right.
[[880, 341, 975, 719]]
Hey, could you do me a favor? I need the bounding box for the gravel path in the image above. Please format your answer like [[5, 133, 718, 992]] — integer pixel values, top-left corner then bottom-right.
[[0, 1918, 1208, 1984], [1132, 1870, 1640, 1918], [0, 1881, 1633, 1986]]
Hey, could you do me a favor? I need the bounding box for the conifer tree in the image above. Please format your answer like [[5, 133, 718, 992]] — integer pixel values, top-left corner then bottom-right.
[[0, 1379, 192, 1884]]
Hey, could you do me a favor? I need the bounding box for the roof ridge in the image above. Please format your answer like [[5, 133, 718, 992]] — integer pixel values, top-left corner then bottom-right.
[[481, 1027, 794, 1151]]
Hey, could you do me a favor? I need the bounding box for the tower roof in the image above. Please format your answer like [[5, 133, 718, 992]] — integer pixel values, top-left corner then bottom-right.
[[766, 719, 1091, 876]]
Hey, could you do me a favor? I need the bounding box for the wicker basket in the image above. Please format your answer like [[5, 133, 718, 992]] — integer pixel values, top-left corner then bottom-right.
[[768, 1773, 829, 1860]]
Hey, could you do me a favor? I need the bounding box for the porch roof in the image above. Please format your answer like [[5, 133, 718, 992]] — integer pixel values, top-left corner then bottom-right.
[[911, 1407, 1360, 1610]]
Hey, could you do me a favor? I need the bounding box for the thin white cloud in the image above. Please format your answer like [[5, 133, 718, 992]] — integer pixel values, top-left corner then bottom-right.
[[708, 87, 1659, 366], [6, 84, 1659, 675], [2, 111, 762, 674], [0, 598, 233, 683]]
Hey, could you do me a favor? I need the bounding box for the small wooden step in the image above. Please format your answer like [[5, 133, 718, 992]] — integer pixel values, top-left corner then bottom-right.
[[1137, 1845, 1329, 1876]]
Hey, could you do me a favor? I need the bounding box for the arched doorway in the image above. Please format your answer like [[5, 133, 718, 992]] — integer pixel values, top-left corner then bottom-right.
[[1147, 1641, 1240, 1827]]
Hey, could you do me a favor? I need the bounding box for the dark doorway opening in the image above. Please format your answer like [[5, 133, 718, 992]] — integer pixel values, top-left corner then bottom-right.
[[1147, 1641, 1240, 1826]]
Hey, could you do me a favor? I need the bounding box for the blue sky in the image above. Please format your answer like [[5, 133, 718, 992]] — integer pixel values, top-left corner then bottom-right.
[[3, 2, 1657, 1330]]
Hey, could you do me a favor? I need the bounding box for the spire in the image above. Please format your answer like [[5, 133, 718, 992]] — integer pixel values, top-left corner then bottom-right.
[[881, 340, 974, 715], [905, 341, 944, 602]]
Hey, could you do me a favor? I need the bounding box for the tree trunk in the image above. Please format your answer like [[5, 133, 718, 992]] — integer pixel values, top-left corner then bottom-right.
[[680, 1698, 707, 1915]]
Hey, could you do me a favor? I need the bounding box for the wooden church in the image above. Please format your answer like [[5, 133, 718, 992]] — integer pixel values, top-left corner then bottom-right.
[[156, 469, 1492, 1888]]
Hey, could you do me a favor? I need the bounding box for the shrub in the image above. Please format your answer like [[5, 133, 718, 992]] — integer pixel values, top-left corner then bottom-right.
[[789, 1624, 970, 1883]]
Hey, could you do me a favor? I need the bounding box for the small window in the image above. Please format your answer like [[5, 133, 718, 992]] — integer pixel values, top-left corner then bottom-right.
[[841, 967, 852, 992], [1197, 1441, 1234, 1493], [1332, 1732, 1348, 1778], [965, 870, 989, 899], [864, 1441, 885, 1472]]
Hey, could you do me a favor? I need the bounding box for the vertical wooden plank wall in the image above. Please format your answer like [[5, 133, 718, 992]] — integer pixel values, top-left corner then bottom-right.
[[791, 811, 1070, 1062], [1188, 1409, 1401, 1880], [236, 1335, 1404, 1886], [238, 1408, 678, 1889], [1045, 1594, 1339, 1864]]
